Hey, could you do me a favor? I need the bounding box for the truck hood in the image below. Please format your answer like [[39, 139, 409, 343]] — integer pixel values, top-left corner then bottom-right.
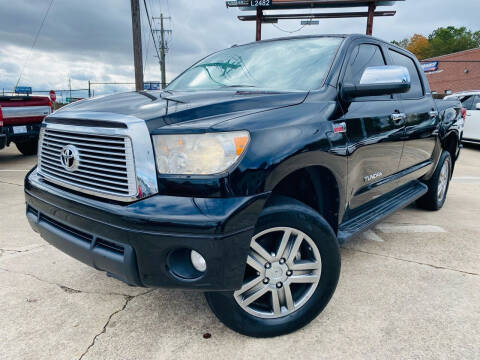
[[53, 90, 308, 129]]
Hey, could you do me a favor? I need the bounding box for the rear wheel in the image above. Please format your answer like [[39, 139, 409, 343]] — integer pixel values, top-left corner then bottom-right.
[[15, 138, 38, 156], [205, 196, 340, 337], [417, 150, 452, 211]]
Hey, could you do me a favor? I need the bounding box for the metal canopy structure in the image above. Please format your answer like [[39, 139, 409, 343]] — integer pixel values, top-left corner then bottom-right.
[[226, 0, 404, 41]]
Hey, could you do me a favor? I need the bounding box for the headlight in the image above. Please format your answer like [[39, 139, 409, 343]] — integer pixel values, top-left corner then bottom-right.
[[152, 131, 250, 175]]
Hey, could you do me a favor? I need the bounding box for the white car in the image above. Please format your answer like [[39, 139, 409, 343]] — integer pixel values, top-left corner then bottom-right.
[[445, 91, 480, 143]]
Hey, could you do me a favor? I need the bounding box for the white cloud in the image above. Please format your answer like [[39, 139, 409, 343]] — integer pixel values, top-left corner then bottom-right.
[[1, 0, 478, 98]]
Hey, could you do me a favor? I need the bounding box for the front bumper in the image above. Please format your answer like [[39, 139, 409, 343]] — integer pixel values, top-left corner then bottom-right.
[[25, 169, 268, 290]]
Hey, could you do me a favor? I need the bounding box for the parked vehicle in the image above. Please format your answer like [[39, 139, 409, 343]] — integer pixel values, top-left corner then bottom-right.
[[0, 95, 52, 155], [445, 91, 480, 143], [25, 34, 463, 337]]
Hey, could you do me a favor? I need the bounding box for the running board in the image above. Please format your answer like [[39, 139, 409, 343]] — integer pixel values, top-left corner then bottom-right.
[[337, 180, 428, 244]]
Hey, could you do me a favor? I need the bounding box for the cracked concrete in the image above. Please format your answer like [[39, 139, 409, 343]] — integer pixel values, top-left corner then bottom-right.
[[1, 145, 480, 360]]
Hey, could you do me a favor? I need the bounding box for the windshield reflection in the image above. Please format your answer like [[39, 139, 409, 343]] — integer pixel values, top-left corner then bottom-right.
[[167, 37, 342, 92]]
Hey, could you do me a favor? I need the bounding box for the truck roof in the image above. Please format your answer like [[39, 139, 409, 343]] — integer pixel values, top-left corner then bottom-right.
[[243, 33, 409, 53]]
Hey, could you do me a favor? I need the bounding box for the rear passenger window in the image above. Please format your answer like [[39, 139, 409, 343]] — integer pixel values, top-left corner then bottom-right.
[[388, 50, 424, 99], [344, 44, 390, 101], [460, 96, 474, 110], [473, 96, 480, 110]]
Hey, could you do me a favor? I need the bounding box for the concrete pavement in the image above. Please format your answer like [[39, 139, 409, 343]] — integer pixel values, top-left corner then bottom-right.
[[0, 144, 479, 360]]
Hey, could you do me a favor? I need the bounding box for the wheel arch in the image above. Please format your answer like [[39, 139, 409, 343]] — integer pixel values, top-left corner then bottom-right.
[[265, 164, 343, 233], [442, 131, 460, 168]]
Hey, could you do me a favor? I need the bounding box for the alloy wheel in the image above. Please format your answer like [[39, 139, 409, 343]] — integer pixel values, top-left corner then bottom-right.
[[234, 227, 322, 319], [437, 158, 450, 203]]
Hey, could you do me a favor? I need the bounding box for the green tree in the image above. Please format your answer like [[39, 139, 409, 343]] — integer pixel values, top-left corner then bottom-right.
[[391, 38, 409, 48], [428, 26, 480, 57]]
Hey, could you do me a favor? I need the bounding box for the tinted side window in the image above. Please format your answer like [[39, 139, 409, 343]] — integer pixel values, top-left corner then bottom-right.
[[388, 50, 423, 99], [473, 96, 480, 110], [344, 44, 390, 100], [460, 95, 474, 110]]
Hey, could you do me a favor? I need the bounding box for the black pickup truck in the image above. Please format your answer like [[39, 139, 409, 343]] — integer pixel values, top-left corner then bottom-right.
[[25, 34, 463, 337]]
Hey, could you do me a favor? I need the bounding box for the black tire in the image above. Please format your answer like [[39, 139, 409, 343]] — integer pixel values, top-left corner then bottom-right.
[[15, 138, 38, 156], [417, 150, 452, 211], [205, 196, 341, 338]]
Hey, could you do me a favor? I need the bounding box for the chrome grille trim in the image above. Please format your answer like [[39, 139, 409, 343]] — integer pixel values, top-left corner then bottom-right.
[[38, 128, 136, 198], [37, 112, 158, 202]]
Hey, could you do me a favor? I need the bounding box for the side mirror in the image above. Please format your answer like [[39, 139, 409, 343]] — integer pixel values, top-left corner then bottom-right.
[[342, 65, 411, 99], [476, 103, 480, 110]]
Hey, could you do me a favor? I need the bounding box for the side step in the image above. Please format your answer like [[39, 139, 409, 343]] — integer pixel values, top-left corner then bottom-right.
[[337, 180, 428, 244]]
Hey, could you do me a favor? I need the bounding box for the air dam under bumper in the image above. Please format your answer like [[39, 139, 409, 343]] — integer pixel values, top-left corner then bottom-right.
[[25, 169, 268, 290]]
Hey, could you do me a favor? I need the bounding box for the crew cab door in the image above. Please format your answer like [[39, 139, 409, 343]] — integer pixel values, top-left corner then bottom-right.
[[339, 42, 405, 210], [387, 48, 438, 173], [462, 95, 480, 141]]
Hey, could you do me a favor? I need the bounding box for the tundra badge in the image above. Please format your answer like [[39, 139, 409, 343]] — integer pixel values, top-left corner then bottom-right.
[[364, 172, 383, 182]]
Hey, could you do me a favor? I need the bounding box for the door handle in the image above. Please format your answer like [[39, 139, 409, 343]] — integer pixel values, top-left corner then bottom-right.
[[391, 112, 406, 125]]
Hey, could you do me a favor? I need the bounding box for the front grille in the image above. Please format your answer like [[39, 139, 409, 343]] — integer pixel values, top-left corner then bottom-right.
[[37, 128, 137, 200]]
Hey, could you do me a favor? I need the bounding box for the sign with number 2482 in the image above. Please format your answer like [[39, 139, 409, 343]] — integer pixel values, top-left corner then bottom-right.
[[250, 0, 272, 6]]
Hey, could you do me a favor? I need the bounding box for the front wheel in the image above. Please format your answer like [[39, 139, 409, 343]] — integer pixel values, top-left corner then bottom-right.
[[205, 196, 340, 337]]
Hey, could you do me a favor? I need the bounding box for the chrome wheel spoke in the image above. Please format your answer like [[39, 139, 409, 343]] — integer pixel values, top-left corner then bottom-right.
[[286, 233, 304, 265], [246, 254, 265, 273], [290, 260, 320, 271], [251, 239, 273, 263], [276, 229, 291, 260], [242, 285, 269, 306], [289, 273, 320, 284], [235, 275, 263, 297], [271, 289, 281, 315], [284, 283, 294, 311]]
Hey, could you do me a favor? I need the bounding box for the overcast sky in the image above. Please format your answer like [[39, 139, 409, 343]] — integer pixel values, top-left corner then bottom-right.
[[0, 0, 478, 99]]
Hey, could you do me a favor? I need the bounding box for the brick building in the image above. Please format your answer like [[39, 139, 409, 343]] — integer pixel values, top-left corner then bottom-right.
[[421, 47, 480, 94]]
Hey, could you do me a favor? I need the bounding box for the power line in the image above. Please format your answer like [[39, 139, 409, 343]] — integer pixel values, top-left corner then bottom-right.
[[14, 0, 55, 92], [142, 0, 161, 67]]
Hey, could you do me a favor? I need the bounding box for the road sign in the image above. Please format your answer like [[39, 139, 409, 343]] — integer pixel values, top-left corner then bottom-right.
[[66, 97, 83, 103], [49, 90, 56, 102], [15, 86, 32, 95], [144, 82, 161, 90], [421, 61, 439, 72], [249, 0, 272, 6], [301, 20, 319, 25]]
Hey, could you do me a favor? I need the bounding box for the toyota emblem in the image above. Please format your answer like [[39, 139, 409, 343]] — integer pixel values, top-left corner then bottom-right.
[[60, 145, 80, 171]]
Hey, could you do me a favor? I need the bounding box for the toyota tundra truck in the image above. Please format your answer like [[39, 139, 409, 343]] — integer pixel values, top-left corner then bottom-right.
[[0, 95, 52, 155], [24, 35, 463, 337]]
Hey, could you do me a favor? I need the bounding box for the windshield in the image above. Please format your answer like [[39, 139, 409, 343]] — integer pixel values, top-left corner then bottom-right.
[[167, 37, 342, 92]]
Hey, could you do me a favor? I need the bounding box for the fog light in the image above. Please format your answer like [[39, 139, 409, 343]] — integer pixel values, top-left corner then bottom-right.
[[190, 250, 207, 272]]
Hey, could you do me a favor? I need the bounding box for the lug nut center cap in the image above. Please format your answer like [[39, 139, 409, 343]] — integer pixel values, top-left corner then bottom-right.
[[265, 262, 288, 283]]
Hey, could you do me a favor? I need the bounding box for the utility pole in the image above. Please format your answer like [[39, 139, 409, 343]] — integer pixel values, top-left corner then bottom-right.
[[130, 0, 144, 91], [153, 14, 172, 89]]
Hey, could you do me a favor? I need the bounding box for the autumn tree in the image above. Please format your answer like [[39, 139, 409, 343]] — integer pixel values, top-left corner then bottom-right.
[[392, 26, 480, 59], [405, 34, 432, 60]]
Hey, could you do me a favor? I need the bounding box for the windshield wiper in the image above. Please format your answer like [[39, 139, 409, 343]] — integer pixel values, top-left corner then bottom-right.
[[221, 84, 257, 88]]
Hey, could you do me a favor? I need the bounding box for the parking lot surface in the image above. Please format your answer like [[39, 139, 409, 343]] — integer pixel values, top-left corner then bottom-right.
[[1, 145, 479, 360]]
